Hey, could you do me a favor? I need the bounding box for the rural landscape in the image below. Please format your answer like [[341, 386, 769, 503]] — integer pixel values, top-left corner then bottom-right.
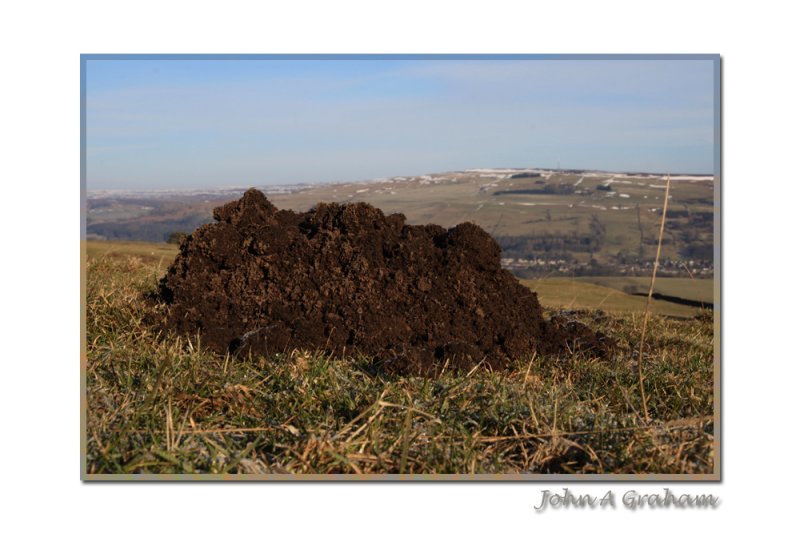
[[85, 166, 716, 476], [88, 167, 714, 282]]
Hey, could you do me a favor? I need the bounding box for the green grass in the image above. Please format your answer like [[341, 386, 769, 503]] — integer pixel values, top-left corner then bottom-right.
[[86, 240, 179, 267], [85, 244, 715, 475], [577, 276, 714, 304], [521, 278, 701, 318]]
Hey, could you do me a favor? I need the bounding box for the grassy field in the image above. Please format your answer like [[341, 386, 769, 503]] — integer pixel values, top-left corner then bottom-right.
[[520, 278, 702, 318], [86, 240, 179, 267], [577, 276, 714, 304], [84, 241, 715, 475]]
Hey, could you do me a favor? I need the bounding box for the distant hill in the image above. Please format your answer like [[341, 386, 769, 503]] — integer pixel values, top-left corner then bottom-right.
[[86, 168, 715, 278]]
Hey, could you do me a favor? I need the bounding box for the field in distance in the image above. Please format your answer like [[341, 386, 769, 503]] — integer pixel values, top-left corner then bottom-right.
[[85, 240, 180, 267], [521, 278, 708, 318]]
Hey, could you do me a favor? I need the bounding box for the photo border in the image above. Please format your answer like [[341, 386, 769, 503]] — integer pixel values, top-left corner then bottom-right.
[[80, 53, 721, 482]]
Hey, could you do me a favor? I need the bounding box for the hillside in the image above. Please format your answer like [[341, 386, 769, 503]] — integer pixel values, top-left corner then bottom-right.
[[87, 168, 715, 278]]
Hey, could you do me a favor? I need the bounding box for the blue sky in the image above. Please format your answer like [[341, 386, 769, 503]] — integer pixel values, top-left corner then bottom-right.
[[86, 58, 716, 189]]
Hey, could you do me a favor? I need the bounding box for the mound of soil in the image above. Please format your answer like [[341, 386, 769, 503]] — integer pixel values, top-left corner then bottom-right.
[[158, 188, 613, 374]]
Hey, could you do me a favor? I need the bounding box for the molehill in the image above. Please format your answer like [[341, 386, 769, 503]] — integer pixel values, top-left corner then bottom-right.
[[158, 188, 613, 374]]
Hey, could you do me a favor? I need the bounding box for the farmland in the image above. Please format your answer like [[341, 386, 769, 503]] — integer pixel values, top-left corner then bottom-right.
[[520, 278, 708, 318], [87, 168, 716, 278]]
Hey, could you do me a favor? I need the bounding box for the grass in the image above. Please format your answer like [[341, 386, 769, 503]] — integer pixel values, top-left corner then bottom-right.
[[85, 244, 715, 476], [520, 278, 700, 318], [86, 240, 179, 267], [577, 276, 714, 304]]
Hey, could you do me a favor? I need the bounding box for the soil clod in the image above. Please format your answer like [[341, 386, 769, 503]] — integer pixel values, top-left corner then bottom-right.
[[158, 188, 613, 374]]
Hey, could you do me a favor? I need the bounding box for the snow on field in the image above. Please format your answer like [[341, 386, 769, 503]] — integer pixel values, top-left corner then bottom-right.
[[467, 168, 538, 173], [87, 184, 315, 199], [649, 184, 668, 189], [580, 172, 625, 179], [356, 189, 369, 193], [574, 176, 584, 186], [673, 176, 714, 181], [414, 175, 456, 185], [573, 172, 713, 182], [515, 202, 571, 207], [619, 193, 631, 198]]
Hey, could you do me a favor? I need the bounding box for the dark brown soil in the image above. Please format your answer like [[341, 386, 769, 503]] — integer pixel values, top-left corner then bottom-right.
[[158, 188, 613, 374]]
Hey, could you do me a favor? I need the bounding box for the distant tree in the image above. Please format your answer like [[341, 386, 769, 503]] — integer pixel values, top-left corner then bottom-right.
[[636, 204, 645, 259], [166, 231, 188, 245], [588, 214, 606, 252]]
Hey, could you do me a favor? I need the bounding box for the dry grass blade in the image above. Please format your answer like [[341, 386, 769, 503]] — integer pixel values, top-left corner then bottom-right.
[[377, 401, 441, 423], [134, 427, 275, 435], [397, 404, 414, 474], [476, 416, 713, 443], [637, 174, 671, 424]]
